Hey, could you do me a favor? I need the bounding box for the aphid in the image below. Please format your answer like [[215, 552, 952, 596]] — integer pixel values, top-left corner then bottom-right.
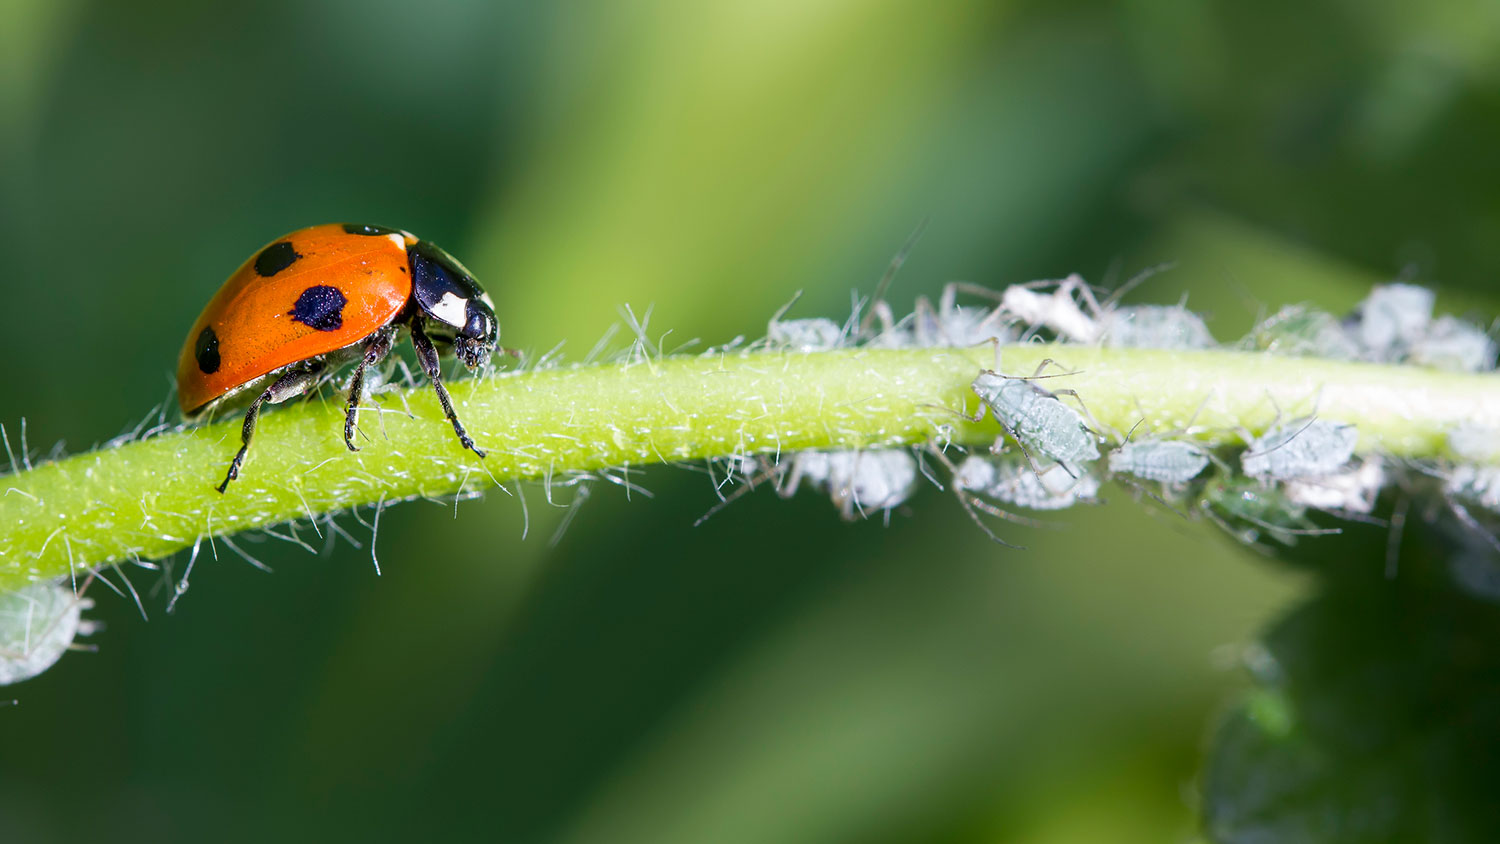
[[1000, 274, 1101, 343], [1247, 305, 1360, 360], [1446, 464, 1500, 512], [178, 224, 502, 491], [731, 449, 920, 522], [1108, 439, 1212, 485], [1284, 457, 1386, 515], [1201, 475, 1337, 547], [767, 317, 844, 352], [1407, 315, 1498, 372], [954, 456, 1099, 510], [1344, 283, 1434, 362], [765, 292, 848, 352], [1096, 304, 1215, 350], [0, 582, 93, 686], [1449, 422, 1500, 464], [1441, 465, 1500, 555], [1240, 419, 1358, 481], [867, 282, 1014, 349], [970, 361, 1101, 477]]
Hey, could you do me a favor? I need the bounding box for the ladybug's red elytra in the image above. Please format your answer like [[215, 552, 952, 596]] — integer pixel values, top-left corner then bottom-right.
[[177, 223, 501, 492]]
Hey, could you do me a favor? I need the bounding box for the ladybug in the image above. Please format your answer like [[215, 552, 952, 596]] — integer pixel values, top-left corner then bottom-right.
[[177, 223, 500, 492]]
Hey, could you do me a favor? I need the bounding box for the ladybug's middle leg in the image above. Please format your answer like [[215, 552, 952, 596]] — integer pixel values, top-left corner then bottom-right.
[[410, 321, 487, 459], [217, 362, 324, 493], [343, 327, 398, 452]]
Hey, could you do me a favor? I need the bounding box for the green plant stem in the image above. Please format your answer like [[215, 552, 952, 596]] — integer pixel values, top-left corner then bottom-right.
[[2, 344, 1497, 588]]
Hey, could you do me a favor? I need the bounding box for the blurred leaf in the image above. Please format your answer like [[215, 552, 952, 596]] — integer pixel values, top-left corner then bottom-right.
[[1202, 530, 1500, 844]]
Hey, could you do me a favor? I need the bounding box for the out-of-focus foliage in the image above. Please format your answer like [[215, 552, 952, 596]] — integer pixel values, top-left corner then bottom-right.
[[1204, 522, 1500, 844], [0, 0, 1497, 841]]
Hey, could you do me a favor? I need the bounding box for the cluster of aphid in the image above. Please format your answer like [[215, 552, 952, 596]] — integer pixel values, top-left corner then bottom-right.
[[721, 276, 1500, 554]]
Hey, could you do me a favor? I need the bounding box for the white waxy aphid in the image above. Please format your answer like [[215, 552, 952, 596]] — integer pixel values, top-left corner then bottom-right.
[[824, 449, 920, 517], [741, 448, 920, 521], [867, 283, 1014, 349], [1449, 422, 1500, 464], [767, 317, 844, 352], [1249, 305, 1360, 360], [1241, 419, 1358, 480], [1347, 283, 1435, 361], [0, 582, 91, 686], [1096, 305, 1215, 350], [1446, 465, 1500, 512], [1108, 439, 1211, 484], [1000, 275, 1101, 343], [971, 371, 1100, 475], [1284, 457, 1386, 514], [954, 456, 1098, 510], [1408, 315, 1497, 372]]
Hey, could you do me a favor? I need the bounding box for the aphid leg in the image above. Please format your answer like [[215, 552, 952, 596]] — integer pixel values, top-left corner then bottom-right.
[[1384, 495, 1409, 578], [217, 363, 324, 493], [342, 328, 397, 452], [1449, 500, 1500, 555], [1038, 385, 1121, 442], [410, 322, 487, 459], [925, 447, 1027, 547]]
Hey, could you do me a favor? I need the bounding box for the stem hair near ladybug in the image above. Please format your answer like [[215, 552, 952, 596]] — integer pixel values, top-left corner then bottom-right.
[[176, 223, 504, 492]]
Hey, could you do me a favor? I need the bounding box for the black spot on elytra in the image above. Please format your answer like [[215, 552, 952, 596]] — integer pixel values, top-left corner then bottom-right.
[[288, 285, 348, 332], [195, 326, 220, 373], [342, 223, 398, 237], [255, 241, 301, 276]]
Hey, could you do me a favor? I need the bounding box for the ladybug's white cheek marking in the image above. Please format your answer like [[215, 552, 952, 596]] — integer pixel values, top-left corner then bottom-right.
[[431, 292, 469, 327], [480, 292, 495, 309], [385, 233, 407, 251]]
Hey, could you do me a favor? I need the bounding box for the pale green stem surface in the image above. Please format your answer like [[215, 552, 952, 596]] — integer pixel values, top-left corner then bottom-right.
[[3, 345, 1497, 589]]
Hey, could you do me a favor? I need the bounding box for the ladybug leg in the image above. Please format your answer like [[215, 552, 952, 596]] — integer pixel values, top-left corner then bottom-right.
[[343, 328, 397, 452], [216, 363, 324, 493], [410, 322, 487, 459]]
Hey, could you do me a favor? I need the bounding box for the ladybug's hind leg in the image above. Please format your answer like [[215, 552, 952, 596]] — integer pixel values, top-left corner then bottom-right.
[[409, 322, 487, 459], [343, 327, 398, 452], [216, 363, 324, 493]]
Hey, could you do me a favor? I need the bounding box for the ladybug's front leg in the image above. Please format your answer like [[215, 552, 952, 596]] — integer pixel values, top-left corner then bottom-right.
[[409, 322, 487, 459], [343, 327, 398, 452], [216, 362, 324, 493]]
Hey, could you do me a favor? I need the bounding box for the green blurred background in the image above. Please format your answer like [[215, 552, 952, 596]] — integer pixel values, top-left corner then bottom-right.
[[2, 1, 1498, 841]]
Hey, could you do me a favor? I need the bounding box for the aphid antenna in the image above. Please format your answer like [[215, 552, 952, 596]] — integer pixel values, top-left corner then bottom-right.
[[766, 289, 807, 328], [856, 217, 930, 340], [1246, 413, 1325, 459], [692, 475, 761, 526], [1099, 261, 1179, 311]]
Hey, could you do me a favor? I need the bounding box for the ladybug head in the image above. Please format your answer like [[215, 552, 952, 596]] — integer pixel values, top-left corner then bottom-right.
[[409, 239, 500, 369], [452, 301, 499, 369]]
